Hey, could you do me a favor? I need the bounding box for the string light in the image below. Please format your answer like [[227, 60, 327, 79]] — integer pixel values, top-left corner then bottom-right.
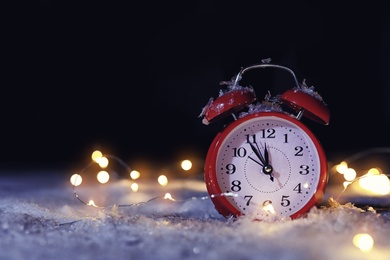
[[97, 171, 110, 184], [70, 174, 82, 186], [71, 152, 278, 219], [91, 150, 103, 161], [353, 233, 374, 252], [130, 170, 140, 180], [359, 169, 390, 195], [96, 157, 109, 168], [262, 200, 276, 215], [87, 200, 98, 208], [164, 193, 174, 200], [71, 147, 390, 225], [330, 147, 390, 200], [71, 150, 134, 207], [131, 183, 139, 192], [181, 159, 192, 171], [73, 153, 231, 204], [157, 175, 168, 186]]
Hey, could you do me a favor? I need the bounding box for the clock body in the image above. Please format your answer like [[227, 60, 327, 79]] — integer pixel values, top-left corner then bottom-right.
[[204, 112, 328, 219]]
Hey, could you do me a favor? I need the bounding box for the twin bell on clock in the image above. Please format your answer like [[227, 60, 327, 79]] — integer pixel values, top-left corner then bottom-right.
[[199, 59, 330, 220]]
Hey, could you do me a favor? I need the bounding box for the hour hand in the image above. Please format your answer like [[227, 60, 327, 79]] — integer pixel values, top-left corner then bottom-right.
[[264, 143, 269, 165], [262, 143, 274, 181]]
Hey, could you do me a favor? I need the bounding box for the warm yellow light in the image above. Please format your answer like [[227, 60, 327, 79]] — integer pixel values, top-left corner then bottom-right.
[[353, 233, 374, 252], [97, 170, 110, 184], [164, 193, 175, 200], [344, 168, 357, 181], [343, 181, 352, 189], [359, 173, 390, 195], [91, 150, 103, 162], [181, 160, 192, 171], [158, 175, 168, 186], [130, 170, 140, 180], [96, 156, 109, 168], [131, 183, 139, 192], [70, 174, 82, 186], [87, 200, 98, 207], [262, 201, 276, 214], [367, 168, 380, 175], [336, 161, 348, 174]]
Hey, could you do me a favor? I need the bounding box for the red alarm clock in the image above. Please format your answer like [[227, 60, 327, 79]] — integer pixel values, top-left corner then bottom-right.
[[200, 60, 330, 220]]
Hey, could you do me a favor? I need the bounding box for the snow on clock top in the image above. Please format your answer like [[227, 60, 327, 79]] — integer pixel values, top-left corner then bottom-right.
[[199, 60, 329, 125]]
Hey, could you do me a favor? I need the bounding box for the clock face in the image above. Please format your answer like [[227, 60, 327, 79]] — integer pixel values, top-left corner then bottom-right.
[[205, 112, 328, 219]]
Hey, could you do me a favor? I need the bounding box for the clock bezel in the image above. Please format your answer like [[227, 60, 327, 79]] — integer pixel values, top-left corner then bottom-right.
[[204, 111, 328, 219]]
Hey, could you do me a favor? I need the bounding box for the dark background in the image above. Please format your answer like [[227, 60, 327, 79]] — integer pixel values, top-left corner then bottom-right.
[[2, 1, 390, 171]]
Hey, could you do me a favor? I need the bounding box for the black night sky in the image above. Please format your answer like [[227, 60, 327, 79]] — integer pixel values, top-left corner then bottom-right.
[[2, 1, 390, 170]]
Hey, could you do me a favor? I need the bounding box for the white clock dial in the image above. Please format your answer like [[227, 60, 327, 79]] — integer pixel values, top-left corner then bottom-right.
[[215, 115, 323, 218]]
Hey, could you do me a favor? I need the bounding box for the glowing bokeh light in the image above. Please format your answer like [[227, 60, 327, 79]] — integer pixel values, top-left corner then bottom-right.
[[70, 174, 82, 186], [131, 183, 139, 192], [87, 200, 98, 207], [158, 175, 168, 186], [353, 233, 374, 252], [130, 170, 141, 180], [367, 168, 380, 175], [344, 168, 357, 181], [164, 193, 174, 200], [96, 156, 109, 168], [359, 173, 390, 195], [262, 201, 276, 214], [336, 161, 348, 174], [343, 181, 352, 189], [181, 160, 192, 171], [91, 150, 103, 162], [97, 170, 110, 184]]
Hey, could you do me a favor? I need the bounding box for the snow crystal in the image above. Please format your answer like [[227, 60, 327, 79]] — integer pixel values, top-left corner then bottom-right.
[[1, 172, 390, 260]]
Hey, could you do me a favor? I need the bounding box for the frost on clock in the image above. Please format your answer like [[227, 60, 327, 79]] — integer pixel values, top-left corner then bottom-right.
[[297, 79, 326, 104], [199, 65, 327, 126], [198, 84, 255, 118], [238, 91, 283, 118]]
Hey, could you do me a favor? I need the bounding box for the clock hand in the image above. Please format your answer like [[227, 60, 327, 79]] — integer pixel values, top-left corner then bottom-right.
[[249, 141, 274, 182], [263, 143, 274, 182], [248, 156, 264, 167], [249, 142, 266, 165], [264, 142, 269, 165]]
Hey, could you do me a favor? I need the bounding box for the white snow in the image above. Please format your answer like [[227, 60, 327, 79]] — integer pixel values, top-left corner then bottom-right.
[[1, 171, 390, 260]]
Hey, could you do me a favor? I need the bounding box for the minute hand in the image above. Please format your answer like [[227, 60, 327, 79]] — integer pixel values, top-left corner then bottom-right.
[[249, 142, 266, 165]]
